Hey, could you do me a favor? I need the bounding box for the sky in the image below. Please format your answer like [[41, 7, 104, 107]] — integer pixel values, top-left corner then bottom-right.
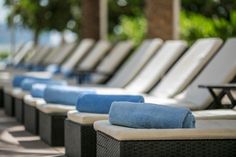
[[0, 0, 76, 48], [0, 0, 8, 24]]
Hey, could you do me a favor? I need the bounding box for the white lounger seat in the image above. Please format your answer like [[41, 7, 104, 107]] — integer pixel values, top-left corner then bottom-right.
[[94, 120, 236, 141], [67, 110, 108, 125]]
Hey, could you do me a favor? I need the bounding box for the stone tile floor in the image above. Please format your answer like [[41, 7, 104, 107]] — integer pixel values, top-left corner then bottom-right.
[[0, 109, 65, 157]]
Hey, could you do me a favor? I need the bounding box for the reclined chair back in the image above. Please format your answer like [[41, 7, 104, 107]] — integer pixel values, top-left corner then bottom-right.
[[42, 44, 66, 65], [52, 42, 78, 65], [89, 40, 134, 83], [107, 38, 163, 88], [125, 40, 187, 93], [13, 42, 34, 65], [60, 39, 95, 73], [174, 38, 236, 110], [150, 38, 223, 98], [77, 40, 112, 71]]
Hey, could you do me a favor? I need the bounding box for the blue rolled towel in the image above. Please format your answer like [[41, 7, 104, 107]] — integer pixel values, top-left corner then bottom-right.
[[109, 102, 195, 129], [30, 84, 47, 98], [20, 78, 67, 91], [76, 94, 144, 114], [12, 75, 37, 87], [44, 85, 96, 106]]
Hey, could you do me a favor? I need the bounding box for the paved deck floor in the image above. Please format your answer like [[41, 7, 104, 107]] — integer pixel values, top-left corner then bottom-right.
[[0, 109, 65, 157]]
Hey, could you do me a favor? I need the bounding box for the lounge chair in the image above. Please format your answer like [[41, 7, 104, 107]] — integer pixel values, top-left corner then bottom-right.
[[33, 39, 162, 145], [63, 38, 224, 157], [85, 40, 134, 84], [125, 38, 221, 93], [145, 38, 236, 111], [2, 39, 94, 116], [94, 119, 236, 157], [76, 40, 112, 73]]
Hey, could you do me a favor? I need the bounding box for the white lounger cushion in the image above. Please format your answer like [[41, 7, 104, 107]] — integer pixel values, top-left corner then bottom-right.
[[78, 40, 111, 70], [174, 38, 236, 110], [193, 108, 236, 120], [24, 94, 46, 107], [61, 39, 95, 71], [107, 39, 163, 88], [145, 38, 236, 110], [94, 120, 236, 141], [36, 103, 75, 114], [125, 40, 187, 93], [53, 42, 77, 65], [150, 38, 222, 98], [67, 110, 108, 125], [12, 88, 29, 99], [92, 41, 134, 83]]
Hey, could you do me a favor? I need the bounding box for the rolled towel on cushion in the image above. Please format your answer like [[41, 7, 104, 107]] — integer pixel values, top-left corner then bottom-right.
[[30, 84, 47, 98], [76, 94, 144, 114], [109, 102, 195, 129], [12, 75, 37, 87], [20, 78, 67, 91], [44, 85, 96, 106]]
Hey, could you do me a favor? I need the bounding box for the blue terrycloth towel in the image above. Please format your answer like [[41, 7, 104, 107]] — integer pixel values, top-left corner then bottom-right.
[[44, 85, 96, 106], [109, 102, 195, 129], [20, 78, 67, 91], [30, 84, 47, 98], [12, 75, 39, 87], [76, 94, 144, 114]]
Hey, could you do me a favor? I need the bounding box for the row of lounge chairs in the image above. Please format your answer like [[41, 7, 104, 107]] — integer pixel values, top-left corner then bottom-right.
[[0, 37, 235, 157]]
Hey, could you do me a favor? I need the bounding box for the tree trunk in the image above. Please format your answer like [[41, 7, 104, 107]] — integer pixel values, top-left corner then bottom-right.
[[145, 0, 180, 40], [80, 0, 107, 40], [33, 29, 40, 46]]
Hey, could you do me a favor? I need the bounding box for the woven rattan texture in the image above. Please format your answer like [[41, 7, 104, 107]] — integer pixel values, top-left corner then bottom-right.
[[97, 131, 236, 157], [4, 93, 14, 116], [14, 98, 24, 123], [65, 119, 96, 157], [39, 111, 66, 146], [24, 104, 38, 134]]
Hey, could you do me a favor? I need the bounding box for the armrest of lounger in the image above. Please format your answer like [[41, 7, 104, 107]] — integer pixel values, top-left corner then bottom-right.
[[199, 84, 236, 108]]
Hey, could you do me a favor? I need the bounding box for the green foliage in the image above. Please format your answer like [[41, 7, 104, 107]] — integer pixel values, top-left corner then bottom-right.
[[109, 15, 146, 45], [180, 10, 236, 44], [4, 0, 81, 44], [0, 52, 9, 60]]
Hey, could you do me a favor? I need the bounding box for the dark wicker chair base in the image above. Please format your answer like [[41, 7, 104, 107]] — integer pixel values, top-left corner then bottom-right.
[[65, 119, 96, 157], [39, 111, 66, 146], [97, 131, 236, 157], [0, 87, 3, 108], [14, 97, 24, 123], [4, 93, 15, 116], [24, 104, 38, 134]]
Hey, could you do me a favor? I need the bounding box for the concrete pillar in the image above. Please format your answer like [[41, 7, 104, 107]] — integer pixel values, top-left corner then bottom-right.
[[145, 0, 180, 40], [81, 0, 107, 40]]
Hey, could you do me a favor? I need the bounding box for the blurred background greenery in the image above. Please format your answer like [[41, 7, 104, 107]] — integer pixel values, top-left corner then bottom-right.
[[2, 0, 236, 53]]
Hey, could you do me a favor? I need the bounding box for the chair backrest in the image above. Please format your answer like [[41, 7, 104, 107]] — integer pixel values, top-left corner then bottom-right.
[[125, 40, 187, 93], [150, 38, 223, 98], [91, 40, 134, 83], [25, 45, 42, 63], [175, 38, 236, 110], [52, 42, 78, 65], [107, 38, 163, 88], [33, 46, 51, 65], [13, 42, 33, 65], [42, 44, 65, 65], [61, 39, 95, 71], [77, 40, 112, 71]]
